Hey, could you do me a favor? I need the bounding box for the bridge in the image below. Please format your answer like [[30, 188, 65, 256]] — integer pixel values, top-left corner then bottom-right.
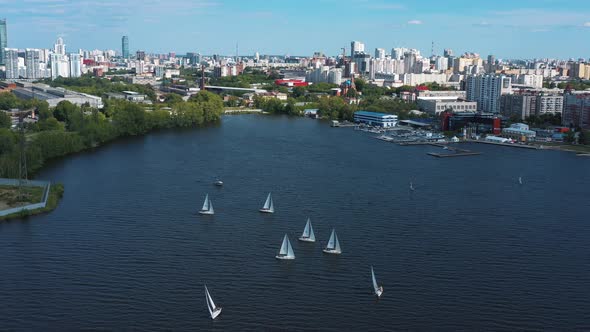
[[205, 85, 267, 94]]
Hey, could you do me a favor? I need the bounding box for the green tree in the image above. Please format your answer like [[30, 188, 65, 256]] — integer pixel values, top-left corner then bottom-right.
[[0, 128, 16, 154], [0, 111, 12, 128], [113, 102, 147, 136], [292, 86, 307, 98], [38, 117, 65, 131]]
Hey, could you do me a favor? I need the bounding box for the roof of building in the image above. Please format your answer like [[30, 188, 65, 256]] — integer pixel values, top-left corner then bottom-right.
[[354, 110, 398, 118], [399, 119, 432, 127]]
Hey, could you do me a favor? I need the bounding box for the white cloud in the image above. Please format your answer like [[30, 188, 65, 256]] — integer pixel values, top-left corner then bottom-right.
[[583, 22, 590, 27], [407, 20, 422, 25]]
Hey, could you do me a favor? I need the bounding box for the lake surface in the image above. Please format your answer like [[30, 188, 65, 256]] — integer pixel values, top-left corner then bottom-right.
[[1, 115, 589, 331]]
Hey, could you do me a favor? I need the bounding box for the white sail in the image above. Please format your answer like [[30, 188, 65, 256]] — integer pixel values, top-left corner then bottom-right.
[[286, 237, 295, 258], [263, 193, 272, 209], [327, 229, 335, 249], [334, 232, 341, 253], [202, 194, 210, 211], [518, 176, 523, 185], [205, 285, 221, 319], [276, 234, 295, 259], [299, 218, 315, 242], [371, 266, 379, 293], [279, 234, 289, 255], [268, 195, 274, 213], [208, 199, 214, 214]]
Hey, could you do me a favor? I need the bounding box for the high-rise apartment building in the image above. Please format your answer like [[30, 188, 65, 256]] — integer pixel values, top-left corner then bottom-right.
[[122, 36, 129, 59], [466, 75, 512, 113], [4, 48, 19, 79], [351, 41, 365, 57], [54, 37, 66, 55], [563, 92, 590, 129], [69, 53, 81, 78], [50, 53, 69, 79], [375, 48, 385, 59], [25, 48, 41, 79], [0, 19, 7, 66], [136, 50, 145, 61]]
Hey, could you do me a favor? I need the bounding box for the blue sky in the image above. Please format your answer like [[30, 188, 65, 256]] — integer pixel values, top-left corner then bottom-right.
[[3, 0, 590, 59]]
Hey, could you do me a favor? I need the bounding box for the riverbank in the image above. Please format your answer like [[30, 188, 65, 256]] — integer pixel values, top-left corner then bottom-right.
[[0, 183, 64, 221]]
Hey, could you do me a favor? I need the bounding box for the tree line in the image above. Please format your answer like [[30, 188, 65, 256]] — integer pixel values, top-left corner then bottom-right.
[[0, 90, 223, 178]]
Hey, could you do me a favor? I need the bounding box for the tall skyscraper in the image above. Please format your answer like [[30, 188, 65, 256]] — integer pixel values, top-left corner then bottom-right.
[[122, 36, 129, 59], [69, 53, 81, 77], [25, 48, 41, 79], [0, 19, 7, 66], [54, 37, 66, 55], [487, 54, 496, 73], [4, 48, 19, 79]]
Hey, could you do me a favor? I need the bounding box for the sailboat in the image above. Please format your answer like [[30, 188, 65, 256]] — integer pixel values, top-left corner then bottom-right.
[[259, 192, 274, 213], [199, 194, 214, 215], [371, 266, 384, 298], [409, 181, 415, 191], [275, 234, 295, 260], [204, 285, 222, 320], [322, 229, 342, 254], [298, 218, 316, 242], [518, 176, 523, 185]]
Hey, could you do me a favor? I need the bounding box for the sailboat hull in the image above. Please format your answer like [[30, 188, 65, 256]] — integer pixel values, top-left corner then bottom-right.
[[259, 208, 274, 213], [322, 248, 342, 255], [298, 237, 315, 243], [210, 307, 222, 320], [375, 288, 383, 298], [199, 210, 214, 215], [275, 255, 295, 260]]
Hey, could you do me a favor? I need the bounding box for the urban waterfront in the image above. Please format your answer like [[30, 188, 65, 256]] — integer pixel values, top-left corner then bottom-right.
[[0, 115, 589, 330]]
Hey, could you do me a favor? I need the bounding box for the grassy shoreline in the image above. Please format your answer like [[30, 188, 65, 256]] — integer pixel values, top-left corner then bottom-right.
[[0, 183, 64, 221]]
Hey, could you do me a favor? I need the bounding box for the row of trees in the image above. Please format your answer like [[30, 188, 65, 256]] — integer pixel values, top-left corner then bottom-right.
[[0, 90, 223, 178]]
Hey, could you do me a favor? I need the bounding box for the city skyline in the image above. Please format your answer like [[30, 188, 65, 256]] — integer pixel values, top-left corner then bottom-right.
[[2, 0, 590, 59]]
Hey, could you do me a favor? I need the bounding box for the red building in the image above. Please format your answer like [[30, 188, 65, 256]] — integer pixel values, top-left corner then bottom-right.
[[274, 79, 309, 87]]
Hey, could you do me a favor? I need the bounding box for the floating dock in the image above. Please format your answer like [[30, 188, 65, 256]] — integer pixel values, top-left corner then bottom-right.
[[427, 151, 482, 158]]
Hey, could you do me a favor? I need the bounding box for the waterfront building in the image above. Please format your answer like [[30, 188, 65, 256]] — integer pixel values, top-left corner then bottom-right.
[[0, 19, 7, 66], [353, 111, 398, 127], [562, 92, 590, 129], [465, 74, 512, 113], [502, 123, 536, 141], [418, 98, 477, 115], [121, 36, 129, 59], [440, 111, 502, 135]]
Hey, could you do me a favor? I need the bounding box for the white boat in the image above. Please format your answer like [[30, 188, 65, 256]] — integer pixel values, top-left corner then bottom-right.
[[371, 266, 384, 298], [199, 194, 214, 215], [259, 192, 274, 213], [518, 176, 523, 185], [205, 285, 222, 320], [214, 179, 223, 186], [322, 229, 341, 254], [409, 181, 415, 191], [276, 234, 295, 260], [298, 218, 316, 242]]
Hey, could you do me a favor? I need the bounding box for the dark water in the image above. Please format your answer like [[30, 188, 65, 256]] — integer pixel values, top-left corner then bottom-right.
[[1, 115, 589, 331]]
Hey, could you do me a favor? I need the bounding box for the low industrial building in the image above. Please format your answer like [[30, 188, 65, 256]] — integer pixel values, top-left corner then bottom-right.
[[12, 83, 103, 108], [105, 91, 151, 104], [353, 111, 398, 127]]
